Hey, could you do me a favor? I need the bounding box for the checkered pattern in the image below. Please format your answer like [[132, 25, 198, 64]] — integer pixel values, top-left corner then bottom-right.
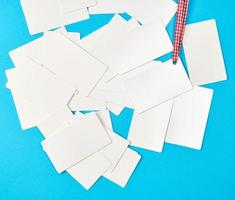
[[173, 0, 189, 63]]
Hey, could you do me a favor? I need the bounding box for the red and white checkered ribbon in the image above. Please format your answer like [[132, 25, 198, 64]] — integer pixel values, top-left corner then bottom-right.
[[173, 0, 189, 63]]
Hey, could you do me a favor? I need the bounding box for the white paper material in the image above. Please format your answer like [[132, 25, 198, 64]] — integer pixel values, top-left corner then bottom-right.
[[6, 90, 51, 130], [80, 17, 171, 77], [100, 129, 129, 171], [166, 87, 214, 150], [10, 30, 81, 69], [59, 0, 97, 13], [99, 75, 127, 93], [79, 14, 129, 51], [38, 110, 110, 190], [103, 148, 141, 187], [6, 63, 75, 129], [41, 113, 111, 173], [24, 32, 108, 95], [106, 103, 125, 116], [183, 19, 227, 86], [38, 107, 74, 138], [62, 8, 89, 25], [122, 61, 161, 80], [79, 15, 140, 80], [90, 90, 133, 108], [9, 37, 44, 68], [124, 60, 192, 113], [96, 110, 113, 130], [69, 92, 106, 111], [67, 128, 128, 190], [128, 100, 173, 152], [45, 27, 68, 35], [122, 0, 177, 26], [89, 0, 177, 26], [64, 32, 81, 43], [20, 0, 89, 35], [108, 19, 172, 75], [6, 65, 75, 109], [67, 152, 111, 190], [92, 63, 163, 111], [88, 0, 125, 14]]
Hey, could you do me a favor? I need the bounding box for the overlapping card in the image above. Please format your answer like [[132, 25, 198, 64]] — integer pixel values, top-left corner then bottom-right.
[[6, 0, 227, 190]]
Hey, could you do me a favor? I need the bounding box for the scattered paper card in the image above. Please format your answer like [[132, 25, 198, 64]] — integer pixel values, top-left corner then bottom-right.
[[20, 0, 89, 35], [124, 59, 192, 113], [121, 0, 177, 26], [183, 19, 227, 86], [89, 0, 125, 14], [59, 0, 97, 14], [165, 87, 214, 150], [103, 148, 141, 188], [41, 113, 111, 173], [128, 100, 173, 152], [100, 129, 129, 171], [80, 16, 172, 77], [38, 106, 74, 138], [6, 0, 228, 191], [106, 102, 125, 116], [67, 152, 111, 190], [69, 92, 106, 111], [6, 62, 75, 129], [27, 32, 108, 96], [96, 110, 113, 130], [122, 61, 162, 80], [89, 0, 177, 26]]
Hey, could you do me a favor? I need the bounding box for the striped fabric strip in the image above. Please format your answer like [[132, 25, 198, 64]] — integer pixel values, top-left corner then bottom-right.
[[173, 0, 189, 63]]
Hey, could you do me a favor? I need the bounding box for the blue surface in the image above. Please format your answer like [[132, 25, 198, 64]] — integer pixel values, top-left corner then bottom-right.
[[0, 0, 235, 199]]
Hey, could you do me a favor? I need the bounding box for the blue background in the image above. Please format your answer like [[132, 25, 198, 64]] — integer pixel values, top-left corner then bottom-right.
[[0, 0, 235, 199]]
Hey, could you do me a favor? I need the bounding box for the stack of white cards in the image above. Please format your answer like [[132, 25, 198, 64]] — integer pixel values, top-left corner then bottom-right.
[[6, 0, 227, 190]]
